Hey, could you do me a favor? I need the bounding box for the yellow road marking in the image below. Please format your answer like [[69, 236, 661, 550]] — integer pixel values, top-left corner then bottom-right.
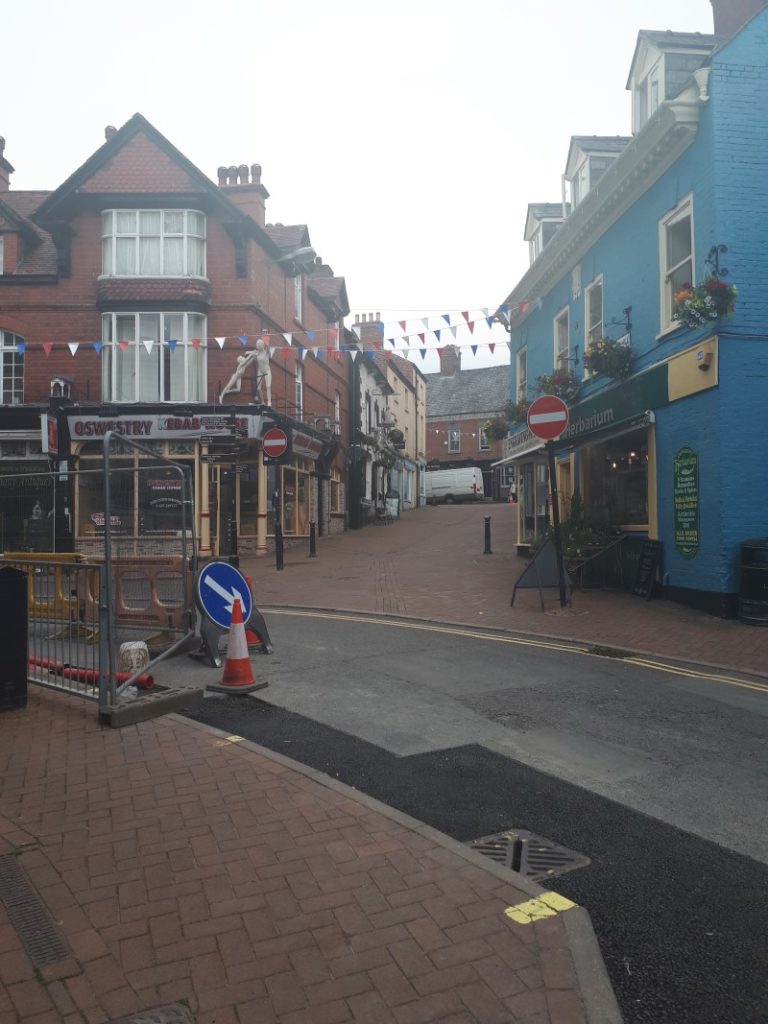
[[627, 658, 768, 694], [214, 734, 245, 747], [265, 609, 768, 697], [267, 608, 588, 654], [504, 891, 577, 924]]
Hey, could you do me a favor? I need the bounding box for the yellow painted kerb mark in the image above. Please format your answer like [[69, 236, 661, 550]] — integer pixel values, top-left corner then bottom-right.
[[504, 891, 577, 925]]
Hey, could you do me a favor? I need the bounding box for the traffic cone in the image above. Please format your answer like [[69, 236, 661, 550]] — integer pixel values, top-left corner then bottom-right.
[[243, 574, 263, 652], [206, 598, 267, 695]]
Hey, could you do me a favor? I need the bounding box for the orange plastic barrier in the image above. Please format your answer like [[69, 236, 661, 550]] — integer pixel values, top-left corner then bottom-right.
[[82, 555, 192, 633]]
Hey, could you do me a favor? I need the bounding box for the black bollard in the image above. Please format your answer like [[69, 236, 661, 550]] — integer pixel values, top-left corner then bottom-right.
[[0, 567, 28, 711], [309, 521, 317, 558], [275, 523, 284, 572], [483, 515, 492, 555]]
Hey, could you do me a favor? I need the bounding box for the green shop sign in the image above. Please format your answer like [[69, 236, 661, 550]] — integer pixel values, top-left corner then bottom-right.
[[673, 446, 699, 558], [560, 363, 669, 445]]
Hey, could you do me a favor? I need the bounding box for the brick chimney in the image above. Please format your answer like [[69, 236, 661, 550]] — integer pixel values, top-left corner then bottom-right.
[[0, 138, 14, 193], [218, 162, 269, 226], [710, 0, 767, 39], [439, 344, 461, 377], [353, 312, 384, 348]]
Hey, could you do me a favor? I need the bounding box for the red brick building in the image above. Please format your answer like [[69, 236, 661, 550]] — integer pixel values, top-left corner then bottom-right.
[[0, 115, 352, 555]]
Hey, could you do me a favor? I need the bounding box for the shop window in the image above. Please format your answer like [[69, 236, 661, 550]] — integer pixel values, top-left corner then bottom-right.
[[588, 429, 648, 527], [554, 307, 569, 370], [101, 312, 207, 402], [660, 196, 693, 330], [1, 330, 24, 404], [101, 209, 206, 278]]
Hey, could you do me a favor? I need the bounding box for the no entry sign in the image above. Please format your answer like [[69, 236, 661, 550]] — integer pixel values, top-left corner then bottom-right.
[[262, 426, 289, 459], [527, 395, 569, 441]]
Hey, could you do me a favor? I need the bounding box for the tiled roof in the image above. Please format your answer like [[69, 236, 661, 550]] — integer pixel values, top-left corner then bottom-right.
[[637, 30, 716, 48], [0, 192, 58, 276], [570, 136, 632, 154], [263, 224, 310, 251], [425, 365, 510, 419], [528, 203, 564, 219]]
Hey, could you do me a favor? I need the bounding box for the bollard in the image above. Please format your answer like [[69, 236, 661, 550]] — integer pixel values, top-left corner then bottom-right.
[[309, 521, 318, 558], [510, 835, 527, 873], [483, 515, 492, 555], [275, 522, 284, 572], [0, 567, 28, 711]]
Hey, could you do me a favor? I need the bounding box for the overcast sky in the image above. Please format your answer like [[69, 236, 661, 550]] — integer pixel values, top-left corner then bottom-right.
[[4, 0, 714, 372]]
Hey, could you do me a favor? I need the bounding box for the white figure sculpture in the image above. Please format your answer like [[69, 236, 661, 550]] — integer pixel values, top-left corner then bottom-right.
[[254, 337, 272, 406], [219, 339, 272, 406]]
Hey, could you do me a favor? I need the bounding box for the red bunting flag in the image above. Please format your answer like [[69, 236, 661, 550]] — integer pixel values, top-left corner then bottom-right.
[[418, 333, 425, 344], [43, 342, 53, 357], [118, 339, 129, 351], [489, 343, 496, 354], [191, 338, 202, 350], [467, 321, 475, 335], [399, 320, 406, 332], [461, 311, 470, 323], [518, 301, 529, 314]]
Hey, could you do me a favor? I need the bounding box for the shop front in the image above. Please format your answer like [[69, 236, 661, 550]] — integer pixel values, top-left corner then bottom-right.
[[57, 406, 337, 558]]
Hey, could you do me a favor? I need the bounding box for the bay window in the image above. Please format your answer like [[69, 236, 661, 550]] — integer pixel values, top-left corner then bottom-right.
[[101, 210, 206, 278], [101, 312, 207, 402]]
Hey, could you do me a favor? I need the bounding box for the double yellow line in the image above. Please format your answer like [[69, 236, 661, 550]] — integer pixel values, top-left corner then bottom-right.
[[267, 608, 768, 696]]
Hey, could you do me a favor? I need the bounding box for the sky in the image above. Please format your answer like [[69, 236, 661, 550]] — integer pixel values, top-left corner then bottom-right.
[[4, 0, 715, 373]]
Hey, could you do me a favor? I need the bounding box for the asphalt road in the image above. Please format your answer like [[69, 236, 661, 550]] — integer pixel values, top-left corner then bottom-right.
[[164, 611, 768, 1024]]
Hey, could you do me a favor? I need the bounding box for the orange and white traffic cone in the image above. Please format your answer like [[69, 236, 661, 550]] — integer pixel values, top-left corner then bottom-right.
[[206, 598, 267, 695]]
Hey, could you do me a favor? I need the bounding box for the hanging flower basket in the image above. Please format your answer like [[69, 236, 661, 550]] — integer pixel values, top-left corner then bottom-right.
[[583, 338, 632, 381], [503, 399, 531, 425], [483, 416, 509, 443], [673, 277, 737, 328], [535, 370, 581, 404]]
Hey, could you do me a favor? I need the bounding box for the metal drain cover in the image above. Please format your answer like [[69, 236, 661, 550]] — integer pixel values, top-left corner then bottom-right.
[[468, 829, 590, 882], [107, 1004, 196, 1024], [0, 854, 70, 965]]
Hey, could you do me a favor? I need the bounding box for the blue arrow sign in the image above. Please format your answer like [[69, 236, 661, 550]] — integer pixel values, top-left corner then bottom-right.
[[195, 561, 253, 630]]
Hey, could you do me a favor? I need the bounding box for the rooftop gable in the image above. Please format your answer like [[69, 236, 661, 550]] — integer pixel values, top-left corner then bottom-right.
[[425, 365, 510, 419]]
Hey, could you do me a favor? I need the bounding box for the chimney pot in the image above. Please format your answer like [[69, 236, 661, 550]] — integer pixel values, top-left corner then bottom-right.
[[238, 163, 249, 184], [251, 163, 262, 184], [105, 125, 117, 140], [217, 166, 228, 186], [0, 138, 5, 157], [227, 165, 238, 185]]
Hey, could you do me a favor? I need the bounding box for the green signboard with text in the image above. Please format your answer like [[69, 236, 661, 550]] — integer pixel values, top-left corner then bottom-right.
[[673, 446, 699, 558]]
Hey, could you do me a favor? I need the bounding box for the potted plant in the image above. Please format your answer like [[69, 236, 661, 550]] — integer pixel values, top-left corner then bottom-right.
[[535, 369, 581, 403], [673, 277, 737, 328], [583, 338, 633, 380]]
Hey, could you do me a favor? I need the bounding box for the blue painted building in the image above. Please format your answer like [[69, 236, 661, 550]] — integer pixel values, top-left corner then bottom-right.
[[496, 0, 768, 616]]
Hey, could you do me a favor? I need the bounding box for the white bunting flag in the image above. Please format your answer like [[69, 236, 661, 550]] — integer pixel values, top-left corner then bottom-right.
[[300, 347, 309, 360], [282, 333, 292, 346], [215, 336, 226, 349], [349, 350, 358, 362], [142, 339, 154, 355], [68, 342, 79, 356]]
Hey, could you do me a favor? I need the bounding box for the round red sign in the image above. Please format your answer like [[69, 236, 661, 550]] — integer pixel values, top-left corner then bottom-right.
[[262, 426, 289, 459], [526, 395, 569, 441]]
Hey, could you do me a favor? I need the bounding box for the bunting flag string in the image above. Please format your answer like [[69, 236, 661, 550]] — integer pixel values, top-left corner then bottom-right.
[[10, 303, 523, 359]]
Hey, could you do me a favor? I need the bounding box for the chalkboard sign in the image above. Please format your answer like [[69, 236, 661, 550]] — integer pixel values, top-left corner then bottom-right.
[[632, 539, 662, 600]]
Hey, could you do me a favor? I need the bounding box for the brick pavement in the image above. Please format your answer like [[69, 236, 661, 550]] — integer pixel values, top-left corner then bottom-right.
[[0, 688, 619, 1024], [246, 504, 768, 679]]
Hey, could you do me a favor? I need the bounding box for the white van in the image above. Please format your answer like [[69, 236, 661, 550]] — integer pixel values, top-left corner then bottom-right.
[[425, 467, 485, 504]]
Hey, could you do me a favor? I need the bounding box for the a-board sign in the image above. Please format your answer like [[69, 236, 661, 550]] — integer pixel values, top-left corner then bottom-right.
[[632, 540, 662, 600], [195, 561, 253, 629]]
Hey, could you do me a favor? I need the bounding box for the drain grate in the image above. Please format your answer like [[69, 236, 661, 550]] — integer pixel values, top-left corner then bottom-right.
[[468, 829, 590, 882], [0, 854, 70, 965], [107, 1004, 196, 1024]]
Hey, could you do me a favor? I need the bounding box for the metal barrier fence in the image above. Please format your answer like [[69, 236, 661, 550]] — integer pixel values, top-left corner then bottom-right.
[[0, 555, 110, 705], [0, 435, 198, 717]]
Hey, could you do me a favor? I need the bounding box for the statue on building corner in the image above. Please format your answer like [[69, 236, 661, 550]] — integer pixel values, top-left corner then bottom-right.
[[219, 338, 272, 406]]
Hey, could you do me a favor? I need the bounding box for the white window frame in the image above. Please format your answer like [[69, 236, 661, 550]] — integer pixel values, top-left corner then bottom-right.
[[585, 276, 603, 349], [100, 209, 207, 279], [334, 391, 341, 431], [554, 306, 569, 370], [479, 423, 490, 451], [448, 424, 461, 454], [659, 194, 694, 331], [294, 275, 303, 322], [516, 347, 528, 402], [0, 329, 24, 404], [100, 312, 207, 403], [295, 363, 304, 419]]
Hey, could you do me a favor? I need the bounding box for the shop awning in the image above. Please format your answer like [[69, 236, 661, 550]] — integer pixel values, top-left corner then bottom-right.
[[491, 437, 545, 467]]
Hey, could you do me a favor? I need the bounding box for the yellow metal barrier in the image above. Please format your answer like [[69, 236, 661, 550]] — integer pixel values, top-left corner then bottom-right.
[[2, 551, 85, 623]]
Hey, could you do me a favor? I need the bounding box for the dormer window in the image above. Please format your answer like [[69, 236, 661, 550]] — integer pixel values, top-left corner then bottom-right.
[[564, 138, 629, 212], [627, 32, 716, 135], [525, 205, 565, 266]]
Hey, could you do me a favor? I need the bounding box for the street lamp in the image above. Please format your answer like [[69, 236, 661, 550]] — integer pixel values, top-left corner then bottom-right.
[[275, 245, 317, 272]]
